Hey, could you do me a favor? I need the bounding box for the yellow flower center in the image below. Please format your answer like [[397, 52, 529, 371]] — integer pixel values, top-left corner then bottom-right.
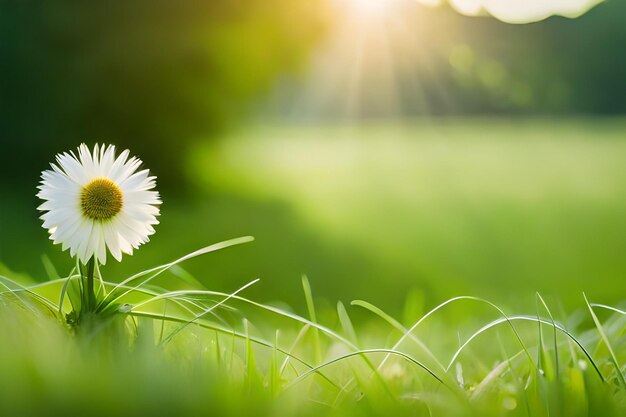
[[80, 177, 123, 220]]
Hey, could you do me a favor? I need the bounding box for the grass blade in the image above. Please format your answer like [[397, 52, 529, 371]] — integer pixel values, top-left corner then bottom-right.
[[584, 293, 625, 387]]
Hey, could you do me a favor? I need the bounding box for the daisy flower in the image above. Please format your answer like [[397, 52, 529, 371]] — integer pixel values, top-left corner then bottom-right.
[[37, 144, 161, 265]]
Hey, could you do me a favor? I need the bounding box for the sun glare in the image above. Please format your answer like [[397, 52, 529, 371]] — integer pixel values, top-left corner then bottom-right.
[[343, 0, 397, 15]]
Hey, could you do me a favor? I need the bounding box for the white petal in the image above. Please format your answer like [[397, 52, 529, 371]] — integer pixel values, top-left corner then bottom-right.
[[76, 221, 94, 263], [107, 149, 130, 182], [123, 190, 161, 205], [103, 222, 122, 262], [119, 169, 150, 191], [95, 223, 107, 265], [98, 145, 117, 176], [56, 152, 89, 185], [113, 157, 142, 184]]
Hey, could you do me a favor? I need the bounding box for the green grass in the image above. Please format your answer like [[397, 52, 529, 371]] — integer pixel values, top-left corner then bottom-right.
[[1, 239, 626, 416]]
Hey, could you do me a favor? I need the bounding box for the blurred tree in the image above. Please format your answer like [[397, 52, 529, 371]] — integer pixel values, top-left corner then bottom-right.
[[0, 1, 329, 187], [270, 0, 625, 120], [445, 0, 626, 116]]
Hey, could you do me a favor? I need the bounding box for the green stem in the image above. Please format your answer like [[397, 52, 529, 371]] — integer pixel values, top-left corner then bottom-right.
[[86, 257, 95, 312]]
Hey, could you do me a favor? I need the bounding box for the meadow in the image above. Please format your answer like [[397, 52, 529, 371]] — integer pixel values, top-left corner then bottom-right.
[[1, 119, 626, 416]]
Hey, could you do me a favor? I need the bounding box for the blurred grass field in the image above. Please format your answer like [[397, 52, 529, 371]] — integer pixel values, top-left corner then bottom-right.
[[2, 118, 625, 315]]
